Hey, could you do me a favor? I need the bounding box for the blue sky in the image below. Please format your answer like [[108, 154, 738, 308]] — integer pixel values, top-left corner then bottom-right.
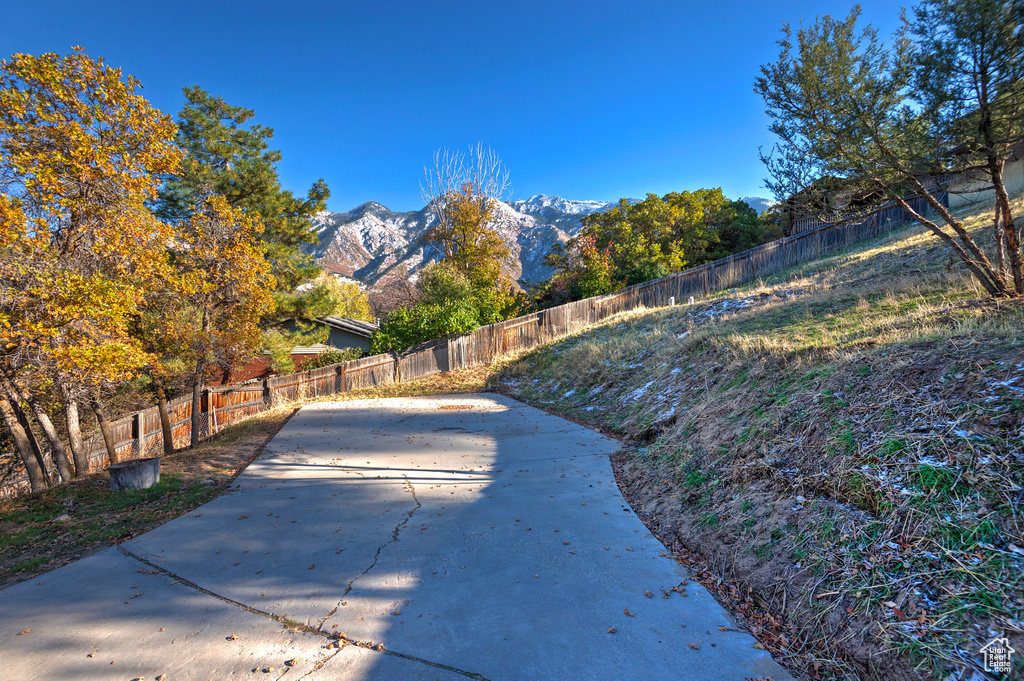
[[2, 1, 905, 212]]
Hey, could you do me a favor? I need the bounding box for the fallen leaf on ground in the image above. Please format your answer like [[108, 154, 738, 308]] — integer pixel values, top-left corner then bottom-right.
[[689, 643, 699, 650], [226, 634, 239, 640], [644, 591, 653, 598], [624, 608, 634, 617], [607, 627, 617, 634], [16, 629, 31, 635]]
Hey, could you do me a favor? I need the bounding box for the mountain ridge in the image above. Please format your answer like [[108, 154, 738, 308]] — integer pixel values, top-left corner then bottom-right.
[[309, 194, 773, 290]]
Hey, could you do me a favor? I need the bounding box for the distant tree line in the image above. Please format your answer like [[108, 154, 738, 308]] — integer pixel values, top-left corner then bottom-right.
[[532, 190, 783, 307]]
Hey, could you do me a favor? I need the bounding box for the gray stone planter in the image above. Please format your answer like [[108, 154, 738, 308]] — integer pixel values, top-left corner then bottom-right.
[[108, 457, 161, 492]]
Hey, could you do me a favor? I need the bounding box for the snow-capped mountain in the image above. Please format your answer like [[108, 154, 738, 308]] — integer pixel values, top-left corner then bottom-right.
[[509, 194, 618, 233], [740, 196, 776, 214], [309, 195, 617, 288], [309, 194, 776, 291]]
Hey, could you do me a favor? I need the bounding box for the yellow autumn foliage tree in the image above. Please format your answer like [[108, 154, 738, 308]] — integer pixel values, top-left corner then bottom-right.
[[0, 47, 278, 486], [169, 195, 274, 447], [0, 47, 183, 487], [313, 273, 373, 321]]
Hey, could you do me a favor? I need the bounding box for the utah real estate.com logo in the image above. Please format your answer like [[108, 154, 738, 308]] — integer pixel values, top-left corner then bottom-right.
[[980, 635, 1015, 674]]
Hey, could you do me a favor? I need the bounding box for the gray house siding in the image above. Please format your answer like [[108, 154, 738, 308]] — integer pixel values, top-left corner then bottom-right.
[[327, 327, 371, 352], [279, 318, 376, 354]]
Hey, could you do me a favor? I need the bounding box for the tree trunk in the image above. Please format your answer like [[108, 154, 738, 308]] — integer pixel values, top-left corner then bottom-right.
[[991, 162, 1024, 295], [993, 202, 1007, 284], [190, 362, 205, 449], [57, 376, 88, 476], [89, 396, 119, 465], [191, 307, 211, 449], [900, 175, 1007, 296], [152, 376, 175, 455], [0, 395, 48, 491], [26, 398, 73, 483], [887, 189, 1003, 296], [0, 373, 74, 483], [11, 396, 51, 485]]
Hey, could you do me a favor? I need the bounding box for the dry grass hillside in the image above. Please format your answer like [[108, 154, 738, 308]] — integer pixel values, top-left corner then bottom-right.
[[493, 196, 1024, 680]]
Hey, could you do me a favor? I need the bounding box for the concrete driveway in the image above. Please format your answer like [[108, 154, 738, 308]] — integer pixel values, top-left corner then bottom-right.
[[0, 394, 792, 680]]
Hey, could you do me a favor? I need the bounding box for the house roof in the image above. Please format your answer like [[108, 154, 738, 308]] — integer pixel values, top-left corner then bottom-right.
[[320, 316, 379, 338]]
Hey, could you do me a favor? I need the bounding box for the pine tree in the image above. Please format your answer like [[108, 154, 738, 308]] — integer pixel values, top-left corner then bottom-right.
[[755, 6, 1022, 297], [912, 0, 1024, 294], [155, 86, 330, 301]]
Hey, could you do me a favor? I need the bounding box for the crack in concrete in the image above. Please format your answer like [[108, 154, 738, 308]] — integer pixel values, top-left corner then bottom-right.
[[118, 545, 290, 622], [316, 474, 421, 629], [117, 544, 490, 680], [293, 645, 343, 680]]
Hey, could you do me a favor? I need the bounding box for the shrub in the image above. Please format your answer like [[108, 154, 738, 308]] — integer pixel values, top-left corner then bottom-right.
[[300, 348, 364, 370], [370, 300, 479, 354]]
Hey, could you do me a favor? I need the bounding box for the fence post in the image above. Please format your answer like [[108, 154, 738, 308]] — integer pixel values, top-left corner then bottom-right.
[[262, 379, 272, 408], [338, 363, 347, 393], [202, 388, 211, 440], [132, 412, 145, 457]]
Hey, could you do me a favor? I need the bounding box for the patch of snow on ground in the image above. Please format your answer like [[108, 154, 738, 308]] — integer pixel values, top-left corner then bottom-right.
[[623, 380, 656, 403], [656, 408, 676, 422]]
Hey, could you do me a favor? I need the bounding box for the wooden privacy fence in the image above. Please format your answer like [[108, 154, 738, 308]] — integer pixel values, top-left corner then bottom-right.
[[0, 191, 939, 499]]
